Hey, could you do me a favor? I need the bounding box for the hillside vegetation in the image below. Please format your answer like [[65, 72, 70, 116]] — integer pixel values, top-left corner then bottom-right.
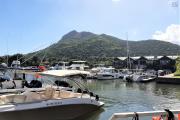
[[4, 30, 180, 66], [38, 30, 180, 59]]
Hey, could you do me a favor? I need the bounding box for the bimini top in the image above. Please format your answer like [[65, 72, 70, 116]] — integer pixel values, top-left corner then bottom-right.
[[40, 70, 90, 77]]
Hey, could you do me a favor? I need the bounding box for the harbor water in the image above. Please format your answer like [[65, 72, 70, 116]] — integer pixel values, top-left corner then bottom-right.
[[77, 80, 180, 120]]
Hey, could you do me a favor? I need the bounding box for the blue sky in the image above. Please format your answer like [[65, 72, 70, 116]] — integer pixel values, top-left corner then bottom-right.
[[0, 0, 179, 55]]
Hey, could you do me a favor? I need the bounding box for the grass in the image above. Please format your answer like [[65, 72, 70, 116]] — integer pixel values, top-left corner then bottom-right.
[[175, 76, 180, 78], [173, 71, 180, 78]]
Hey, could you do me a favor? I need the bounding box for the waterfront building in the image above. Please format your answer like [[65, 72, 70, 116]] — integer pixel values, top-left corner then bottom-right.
[[113, 55, 179, 72]]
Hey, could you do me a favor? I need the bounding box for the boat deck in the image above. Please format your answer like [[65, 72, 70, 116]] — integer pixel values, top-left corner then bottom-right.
[[0, 88, 89, 105]]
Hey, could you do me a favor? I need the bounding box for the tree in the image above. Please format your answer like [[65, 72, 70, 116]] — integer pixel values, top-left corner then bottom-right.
[[175, 57, 180, 76], [8, 54, 24, 65], [0, 57, 4, 63]]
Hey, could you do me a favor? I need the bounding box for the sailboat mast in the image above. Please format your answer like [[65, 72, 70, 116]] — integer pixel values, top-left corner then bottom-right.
[[126, 32, 129, 70], [6, 38, 9, 66]]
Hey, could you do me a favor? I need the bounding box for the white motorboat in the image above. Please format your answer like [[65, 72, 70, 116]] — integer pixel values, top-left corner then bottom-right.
[[69, 61, 89, 70], [139, 76, 156, 83], [96, 67, 120, 80], [131, 73, 156, 82], [0, 70, 104, 120]]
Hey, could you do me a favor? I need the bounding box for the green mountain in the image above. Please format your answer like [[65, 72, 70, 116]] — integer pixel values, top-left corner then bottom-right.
[[35, 30, 180, 61]]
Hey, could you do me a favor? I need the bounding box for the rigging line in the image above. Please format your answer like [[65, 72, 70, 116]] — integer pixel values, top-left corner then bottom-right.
[[20, 50, 42, 65], [16, 43, 48, 62], [19, 40, 54, 65], [126, 32, 129, 70], [39, 50, 47, 66], [17, 39, 55, 63]]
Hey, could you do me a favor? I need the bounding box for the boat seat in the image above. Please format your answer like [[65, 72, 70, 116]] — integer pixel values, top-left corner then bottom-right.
[[70, 93, 82, 98], [22, 91, 42, 102], [53, 91, 71, 99], [0, 94, 26, 104], [35, 87, 56, 100], [13, 95, 26, 103], [0, 94, 16, 104], [53, 91, 82, 99]]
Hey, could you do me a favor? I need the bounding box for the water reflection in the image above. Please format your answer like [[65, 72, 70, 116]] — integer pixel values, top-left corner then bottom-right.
[[80, 79, 180, 120], [153, 83, 180, 99]]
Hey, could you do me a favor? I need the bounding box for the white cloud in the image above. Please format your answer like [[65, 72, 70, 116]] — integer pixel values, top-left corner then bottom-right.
[[152, 24, 180, 45]]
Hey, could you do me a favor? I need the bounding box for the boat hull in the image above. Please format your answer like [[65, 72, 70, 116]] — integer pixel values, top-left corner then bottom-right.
[[0, 104, 101, 120], [97, 74, 116, 80], [97, 76, 114, 80], [139, 77, 156, 83]]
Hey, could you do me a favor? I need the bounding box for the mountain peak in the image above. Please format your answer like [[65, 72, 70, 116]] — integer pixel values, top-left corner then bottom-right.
[[68, 30, 78, 34], [61, 30, 97, 42], [61, 30, 78, 39]]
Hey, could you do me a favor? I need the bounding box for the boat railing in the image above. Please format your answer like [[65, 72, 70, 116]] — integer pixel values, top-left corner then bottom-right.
[[109, 110, 180, 120]]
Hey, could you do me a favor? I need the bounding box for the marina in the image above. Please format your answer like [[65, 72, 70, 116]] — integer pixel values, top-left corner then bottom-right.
[[1, 65, 180, 120], [0, 56, 180, 120], [78, 80, 180, 120], [1, 0, 180, 119]]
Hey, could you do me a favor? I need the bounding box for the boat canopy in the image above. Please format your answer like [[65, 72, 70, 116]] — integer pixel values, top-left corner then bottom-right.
[[40, 70, 90, 77]]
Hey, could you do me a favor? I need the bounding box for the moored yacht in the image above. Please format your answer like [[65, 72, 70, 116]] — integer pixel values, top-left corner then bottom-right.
[[130, 72, 157, 82], [69, 61, 89, 70], [96, 67, 120, 80], [132, 74, 156, 82]]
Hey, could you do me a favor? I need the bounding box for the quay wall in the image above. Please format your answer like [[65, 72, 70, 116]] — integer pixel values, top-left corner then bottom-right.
[[156, 76, 180, 84]]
